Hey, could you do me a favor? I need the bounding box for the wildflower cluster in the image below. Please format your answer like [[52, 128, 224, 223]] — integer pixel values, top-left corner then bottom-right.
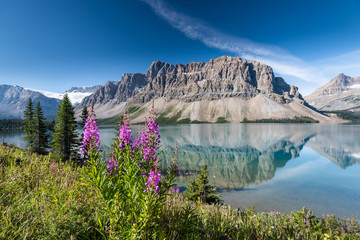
[[81, 106, 178, 239], [117, 113, 133, 151], [137, 111, 162, 193], [81, 102, 100, 157]]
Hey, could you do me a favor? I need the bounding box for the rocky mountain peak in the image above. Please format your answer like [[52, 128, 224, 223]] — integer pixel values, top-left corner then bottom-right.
[[331, 73, 351, 85], [145, 60, 174, 78], [75, 56, 334, 123], [305, 73, 360, 111], [129, 56, 302, 104]]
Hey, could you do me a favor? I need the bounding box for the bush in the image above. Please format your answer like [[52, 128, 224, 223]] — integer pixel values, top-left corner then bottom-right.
[[184, 164, 221, 204]]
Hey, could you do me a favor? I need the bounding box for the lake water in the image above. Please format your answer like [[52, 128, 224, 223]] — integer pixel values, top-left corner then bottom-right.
[[2, 123, 360, 218]]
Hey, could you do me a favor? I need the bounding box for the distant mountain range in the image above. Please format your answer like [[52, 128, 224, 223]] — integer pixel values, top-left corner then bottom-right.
[[77, 56, 335, 123], [2, 57, 358, 122], [0, 85, 101, 119], [305, 73, 360, 111]]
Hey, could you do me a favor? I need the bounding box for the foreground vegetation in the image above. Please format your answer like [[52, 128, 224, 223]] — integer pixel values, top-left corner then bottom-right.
[[1, 143, 359, 239], [1, 100, 359, 239]]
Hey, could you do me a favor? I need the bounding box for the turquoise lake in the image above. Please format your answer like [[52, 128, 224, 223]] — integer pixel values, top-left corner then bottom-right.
[[2, 123, 360, 218]]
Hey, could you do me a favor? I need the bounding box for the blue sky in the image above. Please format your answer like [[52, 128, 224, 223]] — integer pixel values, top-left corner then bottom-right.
[[1, 0, 360, 95]]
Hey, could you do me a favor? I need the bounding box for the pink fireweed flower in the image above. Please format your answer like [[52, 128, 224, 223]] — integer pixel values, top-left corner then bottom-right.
[[144, 169, 161, 194], [81, 103, 100, 156], [107, 157, 118, 175], [139, 114, 160, 165], [118, 113, 133, 150]]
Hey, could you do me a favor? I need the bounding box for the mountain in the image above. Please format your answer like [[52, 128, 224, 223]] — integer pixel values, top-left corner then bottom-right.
[[305, 73, 360, 111], [0, 85, 61, 119], [77, 56, 335, 123], [31, 85, 102, 106]]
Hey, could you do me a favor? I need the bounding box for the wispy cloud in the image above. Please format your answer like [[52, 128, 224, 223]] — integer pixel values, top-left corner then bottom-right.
[[142, 0, 328, 86], [314, 50, 360, 78]]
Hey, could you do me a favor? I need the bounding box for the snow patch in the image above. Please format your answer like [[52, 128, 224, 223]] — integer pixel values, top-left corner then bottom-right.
[[349, 84, 360, 89], [351, 153, 360, 159], [25, 88, 63, 100], [66, 91, 93, 105], [25, 88, 94, 105]]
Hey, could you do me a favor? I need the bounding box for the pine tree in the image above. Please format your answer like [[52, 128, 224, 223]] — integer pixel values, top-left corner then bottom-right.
[[184, 164, 221, 204], [48, 118, 56, 143], [49, 118, 56, 133], [34, 101, 49, 154], [23, 98, 36, 151], [51, 94, 79, 161], [80, 106, 88, 129]]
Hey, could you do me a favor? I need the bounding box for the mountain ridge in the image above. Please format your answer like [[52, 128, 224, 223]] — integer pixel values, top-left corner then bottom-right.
[[77, 56, 337, 123], [0, 84, 101, 119], [305, 73, 360, 111], [0, 84, 61, 119]]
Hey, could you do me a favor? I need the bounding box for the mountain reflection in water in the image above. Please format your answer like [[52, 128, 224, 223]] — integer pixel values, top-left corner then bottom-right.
[[158, 124, 315, 189], [156, 123, 360, 189]]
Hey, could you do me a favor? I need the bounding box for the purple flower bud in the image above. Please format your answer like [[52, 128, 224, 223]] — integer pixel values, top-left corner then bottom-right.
[[170, 161, 178, 174]]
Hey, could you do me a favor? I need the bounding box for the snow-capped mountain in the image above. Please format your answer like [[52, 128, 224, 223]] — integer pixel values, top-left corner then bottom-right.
[[26, 85, 101, 106], [0, 84, 101, 119], [0, 85, 61, 119], [305, 73, 360, 111]]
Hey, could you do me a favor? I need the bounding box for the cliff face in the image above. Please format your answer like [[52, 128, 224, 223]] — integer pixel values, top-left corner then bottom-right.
[[81, 73, 148, 106], [305, 73, 360, 111], [130, 56, 303, 104], [77, 56, 334, 123]]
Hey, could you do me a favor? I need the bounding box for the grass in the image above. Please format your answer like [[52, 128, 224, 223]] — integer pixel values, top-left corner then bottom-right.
[[241, 116, 319, 123], [95, 105, 145, 126], [0, 144, 102, 239], [96, 114, 122, 126], [127, 105, 140, 114], [156, 106, 211, 124], [157, 108, 182, 124], [1, 143, 359, 239]]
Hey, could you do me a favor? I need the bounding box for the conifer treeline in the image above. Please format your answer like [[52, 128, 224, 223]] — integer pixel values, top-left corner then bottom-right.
[[0, 119, 24, 131], [23, 94, 80, 161]]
